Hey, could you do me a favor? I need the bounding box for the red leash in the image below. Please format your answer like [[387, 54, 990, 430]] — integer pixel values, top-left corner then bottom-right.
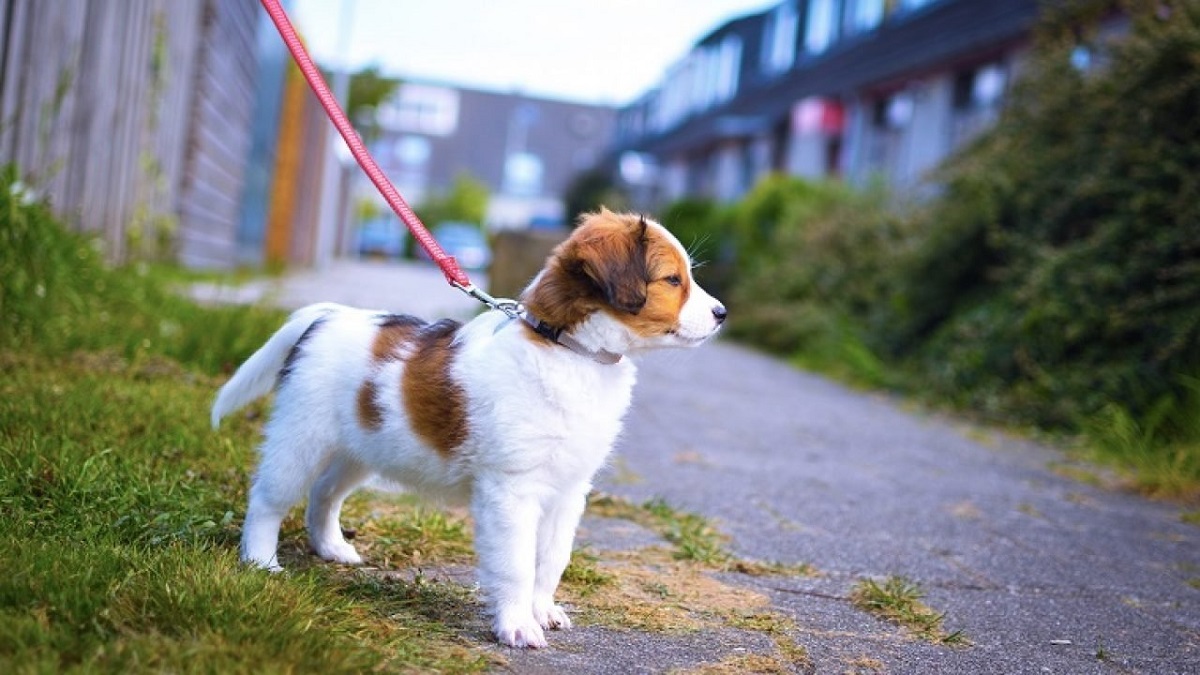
[[260, 0, 481, 294]]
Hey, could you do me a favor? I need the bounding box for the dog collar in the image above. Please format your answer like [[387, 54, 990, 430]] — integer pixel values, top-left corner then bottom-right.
[[519, 311, 623, 365]]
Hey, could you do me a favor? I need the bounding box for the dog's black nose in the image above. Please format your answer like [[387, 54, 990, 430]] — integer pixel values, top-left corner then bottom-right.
[[712, 305, 727, 324]]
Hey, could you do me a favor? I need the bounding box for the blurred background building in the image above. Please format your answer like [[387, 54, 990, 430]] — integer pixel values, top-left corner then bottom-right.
[[370, 83, 615, 231], [612, 0, 1042, 207], [1, 0, 1058, 270]]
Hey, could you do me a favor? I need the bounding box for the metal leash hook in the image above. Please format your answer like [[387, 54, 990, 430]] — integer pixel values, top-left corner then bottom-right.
[[451, 281, 523, 319]]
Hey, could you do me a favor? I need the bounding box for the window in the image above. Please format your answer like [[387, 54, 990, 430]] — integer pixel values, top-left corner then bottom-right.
[[648, 35, 741, 133], [873, 92, 913, 129], [393, 135, 430, 167], [503, 152, 543, 196], [762, 1, 799, 75], [951, 63, 1008, 148], [953, 63, 1008, 111], [376, 85, 459, 137], [844, 0, 885, 35], [805, 0, 840, 55], [715, 35, 742, 102]]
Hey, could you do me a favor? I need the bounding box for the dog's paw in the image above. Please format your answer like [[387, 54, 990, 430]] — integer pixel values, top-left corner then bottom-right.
[[533, 600, 572, 631], [494, 616, 548, 649], [313, 540, 363, 565]]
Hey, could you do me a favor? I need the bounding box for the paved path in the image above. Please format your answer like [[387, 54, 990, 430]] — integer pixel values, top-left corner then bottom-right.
[[221, 259, 1199, 673]]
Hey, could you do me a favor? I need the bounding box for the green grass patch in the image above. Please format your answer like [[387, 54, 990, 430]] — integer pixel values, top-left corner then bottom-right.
[[559, 547, 616, 598], [1080, 385, 1200, 502], [1, 168, 287, 375], [0, 351, 489, 673], [0, 182, 492, 671], [341, 493, 476, 569], [849, 577, 967, 646], [587, 494, 819, 577]]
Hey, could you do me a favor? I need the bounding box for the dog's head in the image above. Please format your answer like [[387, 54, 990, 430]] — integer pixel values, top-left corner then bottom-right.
[[522, 209, 726, 355]]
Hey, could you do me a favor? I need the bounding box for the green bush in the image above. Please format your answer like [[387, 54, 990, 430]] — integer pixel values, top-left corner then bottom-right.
[[718, 177, 909, 386], [658, 197, 736, 296], [0, 166, 285, 373], [716, 2, 1199, 495], [900, 1, 1200, 428]]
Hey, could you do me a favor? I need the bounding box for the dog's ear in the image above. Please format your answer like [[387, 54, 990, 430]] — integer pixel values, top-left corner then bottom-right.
[[576, 215, 649, 314]]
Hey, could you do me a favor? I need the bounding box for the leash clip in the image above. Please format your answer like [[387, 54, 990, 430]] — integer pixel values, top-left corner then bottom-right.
[[452, 281, 522, 318]]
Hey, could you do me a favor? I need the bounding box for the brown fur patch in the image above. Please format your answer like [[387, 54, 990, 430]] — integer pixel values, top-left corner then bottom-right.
[[401, 319, 468, 457], [520, 209, 654, 337], [357, 380, 383, 430], [356, 315, 424, 431], [619, 224, 691, 338], [371, 314, 423, 363]]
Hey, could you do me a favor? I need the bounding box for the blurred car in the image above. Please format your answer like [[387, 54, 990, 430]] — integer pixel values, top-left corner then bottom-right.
[[356, 218, 406, 259], [423, 221, 491, 270]]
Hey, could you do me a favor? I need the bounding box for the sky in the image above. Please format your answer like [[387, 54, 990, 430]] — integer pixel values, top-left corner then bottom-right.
[[290, 0, 779, 106]]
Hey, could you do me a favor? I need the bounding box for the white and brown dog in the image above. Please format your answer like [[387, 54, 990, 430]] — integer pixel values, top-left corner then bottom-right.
[[211, 209, 726, 648]]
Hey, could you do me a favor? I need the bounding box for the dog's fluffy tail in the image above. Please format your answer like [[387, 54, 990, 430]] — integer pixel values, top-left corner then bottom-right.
[[211, 303, 339, 429]]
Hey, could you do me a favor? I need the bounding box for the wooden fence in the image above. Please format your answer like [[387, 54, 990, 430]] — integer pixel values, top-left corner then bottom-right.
[[0, 0, 259, 267]]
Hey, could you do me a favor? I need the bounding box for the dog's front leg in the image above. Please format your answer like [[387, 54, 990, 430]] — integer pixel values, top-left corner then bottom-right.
[[471, 479, 546, 649], [532, 486, 587, 631]]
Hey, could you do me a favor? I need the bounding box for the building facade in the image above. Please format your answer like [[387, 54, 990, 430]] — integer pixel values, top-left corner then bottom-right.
[[613, 0, 1042, 205], [370, 82, 616, 230]]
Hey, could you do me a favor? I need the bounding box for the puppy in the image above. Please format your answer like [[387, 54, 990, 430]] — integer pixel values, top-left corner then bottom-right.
[[211, 209, 726, 648]]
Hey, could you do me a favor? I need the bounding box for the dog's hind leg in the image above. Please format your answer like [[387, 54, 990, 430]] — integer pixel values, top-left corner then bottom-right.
[[241, 430, 327, 571], [306, 454, 369, 565]]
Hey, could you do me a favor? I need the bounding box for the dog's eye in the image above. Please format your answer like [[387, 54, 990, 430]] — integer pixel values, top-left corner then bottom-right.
[[664, 274, 683, 287]]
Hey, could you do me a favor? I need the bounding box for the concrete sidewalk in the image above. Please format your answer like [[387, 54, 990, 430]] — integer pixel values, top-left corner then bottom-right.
[[190, 258, 487, 320], [228, 259, 1200, 673]]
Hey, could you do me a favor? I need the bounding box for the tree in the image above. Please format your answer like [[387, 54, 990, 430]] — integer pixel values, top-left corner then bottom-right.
[[417, 173, 490, 228], [345, 65, 400, 141]]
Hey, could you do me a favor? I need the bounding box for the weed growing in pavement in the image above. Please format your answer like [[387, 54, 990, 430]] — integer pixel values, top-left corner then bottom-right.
[[581, 493, 820, 669], [559, 547, 616, 597], [850, 576, 968, 645], [586, 493, 816, 577], [587, 493, 729, 563]]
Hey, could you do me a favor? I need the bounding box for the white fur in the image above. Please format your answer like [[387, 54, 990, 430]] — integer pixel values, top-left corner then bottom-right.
[[212, 220, 724, 649]]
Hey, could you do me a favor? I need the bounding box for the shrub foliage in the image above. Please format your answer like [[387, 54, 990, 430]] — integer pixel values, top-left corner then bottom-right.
[[901, 0, 1200, 427], [689, 1, 1199, 489]]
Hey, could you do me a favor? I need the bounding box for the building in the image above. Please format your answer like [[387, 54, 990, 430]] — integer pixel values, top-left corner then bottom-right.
[[613, 0, 1042, 205], [369, 82, 616, 230]]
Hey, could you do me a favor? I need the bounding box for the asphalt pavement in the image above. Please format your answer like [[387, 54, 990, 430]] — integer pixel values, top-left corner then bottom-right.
[[208, 258, 1200, 674]]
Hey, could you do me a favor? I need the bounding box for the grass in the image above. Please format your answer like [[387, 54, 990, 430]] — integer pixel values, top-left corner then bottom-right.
[[579, 494, 820, 670], [1081, 393, 1200, 503], [0, 350, 491, 673], [587, 494, 731, 566], [558, 547, 616, 598], [341, 493, 475, 568], [849, 577, 967, 646], [0, 181, 491, 672]]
